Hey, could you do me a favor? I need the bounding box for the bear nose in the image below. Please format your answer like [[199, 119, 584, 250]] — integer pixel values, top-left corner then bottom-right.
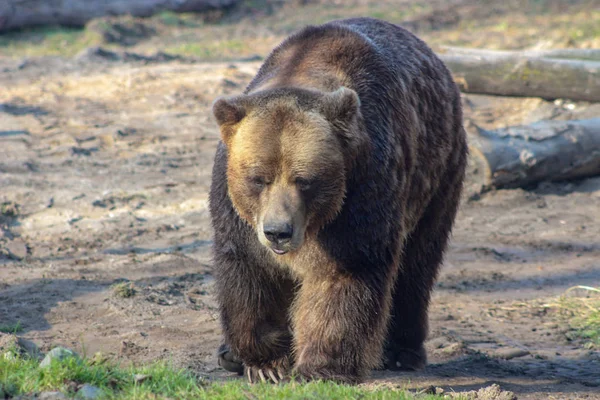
[[263, 223, 293, 245]]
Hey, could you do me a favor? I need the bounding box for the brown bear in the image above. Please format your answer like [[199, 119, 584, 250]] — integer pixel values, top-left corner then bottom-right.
[[209, 17, 467, 384]]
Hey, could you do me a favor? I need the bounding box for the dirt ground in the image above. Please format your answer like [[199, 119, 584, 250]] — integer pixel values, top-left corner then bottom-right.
[[1, 1, 600, 399]]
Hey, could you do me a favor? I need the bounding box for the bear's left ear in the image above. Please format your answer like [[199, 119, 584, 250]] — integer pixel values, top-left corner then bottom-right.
[[321, 87, 360, 124]]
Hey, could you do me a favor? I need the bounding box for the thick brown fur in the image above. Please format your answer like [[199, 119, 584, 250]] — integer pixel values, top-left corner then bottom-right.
[[209, 17, 468, 384]]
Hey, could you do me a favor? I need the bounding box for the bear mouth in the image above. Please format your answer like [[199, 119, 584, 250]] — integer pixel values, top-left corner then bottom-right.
[[271, 247, 288, 255]]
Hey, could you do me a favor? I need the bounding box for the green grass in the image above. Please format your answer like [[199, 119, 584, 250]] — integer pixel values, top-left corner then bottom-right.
[[558, 286, 600, 348], [568, 15, 600, 42], [0, 321, 23, 334], [0, 26, 102, 58], [166, 39, 248, 59], [156, 11, 185, 27], [155, 11, 206, 28], [0, 350, 445, 399]]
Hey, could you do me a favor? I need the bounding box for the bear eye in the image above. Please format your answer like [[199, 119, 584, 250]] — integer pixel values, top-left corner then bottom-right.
[[248, 176, 268, 188], [295, 177, 312, 191]]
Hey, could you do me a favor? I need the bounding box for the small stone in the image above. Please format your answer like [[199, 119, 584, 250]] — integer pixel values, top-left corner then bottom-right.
[[76, 384, 103, 399], [442, 342, 464, 355], [38, 391, 68, 400], [40, 347, 80, 368], [5, 238, 28, 260], [494, 347, 530, 360]]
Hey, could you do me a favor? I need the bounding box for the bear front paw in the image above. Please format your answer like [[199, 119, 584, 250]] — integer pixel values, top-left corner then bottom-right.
[[245, 357, 290, 384]]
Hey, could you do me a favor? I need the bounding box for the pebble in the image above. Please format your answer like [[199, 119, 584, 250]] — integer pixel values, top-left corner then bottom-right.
[[5, 239, 28, 260], [76, 384, 103, 399], [494, 347, 530, 360], [441, 342, 464, 355], [40, 347, 81, 368]]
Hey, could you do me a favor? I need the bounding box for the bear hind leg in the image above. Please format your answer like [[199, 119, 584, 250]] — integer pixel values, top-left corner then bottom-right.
[[384, 167, 464, 371]]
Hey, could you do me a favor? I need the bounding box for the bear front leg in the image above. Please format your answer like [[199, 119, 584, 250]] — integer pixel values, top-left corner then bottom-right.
[[215, 256, 295, 383], [292, 272, 394, 384]]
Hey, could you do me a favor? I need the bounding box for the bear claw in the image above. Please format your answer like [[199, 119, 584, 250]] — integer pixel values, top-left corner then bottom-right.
[[246, 365, 286, 384]]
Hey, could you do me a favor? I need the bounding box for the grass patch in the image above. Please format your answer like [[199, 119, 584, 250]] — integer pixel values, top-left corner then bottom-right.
[[112, 282, 136, 298], [554, 286, 600, 347], [156, 11, 185, 27], [0, 321, 23, 334], [166, 39, 253, 59], [0, 351, 446, 399], [0, 26, 103, 58]]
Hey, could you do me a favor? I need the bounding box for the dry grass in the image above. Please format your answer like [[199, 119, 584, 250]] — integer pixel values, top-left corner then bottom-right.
[[545, 286, 600, 348], [111, 282, 137, 298], [485, 285, 600, 349]]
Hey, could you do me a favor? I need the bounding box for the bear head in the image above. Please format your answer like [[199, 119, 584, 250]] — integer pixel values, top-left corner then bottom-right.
[[212, 86, 365, 255]]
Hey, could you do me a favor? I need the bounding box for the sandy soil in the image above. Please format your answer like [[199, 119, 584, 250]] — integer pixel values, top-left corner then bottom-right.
[[1, 4, 600, 399]]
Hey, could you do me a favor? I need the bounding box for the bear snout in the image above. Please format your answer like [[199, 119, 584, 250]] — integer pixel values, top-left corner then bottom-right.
[[263, 222, 293, 251]]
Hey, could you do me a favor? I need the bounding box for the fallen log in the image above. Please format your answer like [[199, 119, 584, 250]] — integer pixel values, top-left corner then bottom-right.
[[0, 0, 239, 32], [438, 48, 600, 102], [465, 118, 600, 196], [441, 46, 600, 62]]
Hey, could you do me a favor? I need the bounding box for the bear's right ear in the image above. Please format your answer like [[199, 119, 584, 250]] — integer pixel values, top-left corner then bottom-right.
[[212, 96, 247, 145], [212, 97, 246, 127]]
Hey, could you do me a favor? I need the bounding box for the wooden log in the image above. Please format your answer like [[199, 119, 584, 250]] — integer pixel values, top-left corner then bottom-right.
[[0, 0, 239, 32], [437, 48, 600, 102], [465, 118, 600, 196], [441, 46, 600, 62]]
